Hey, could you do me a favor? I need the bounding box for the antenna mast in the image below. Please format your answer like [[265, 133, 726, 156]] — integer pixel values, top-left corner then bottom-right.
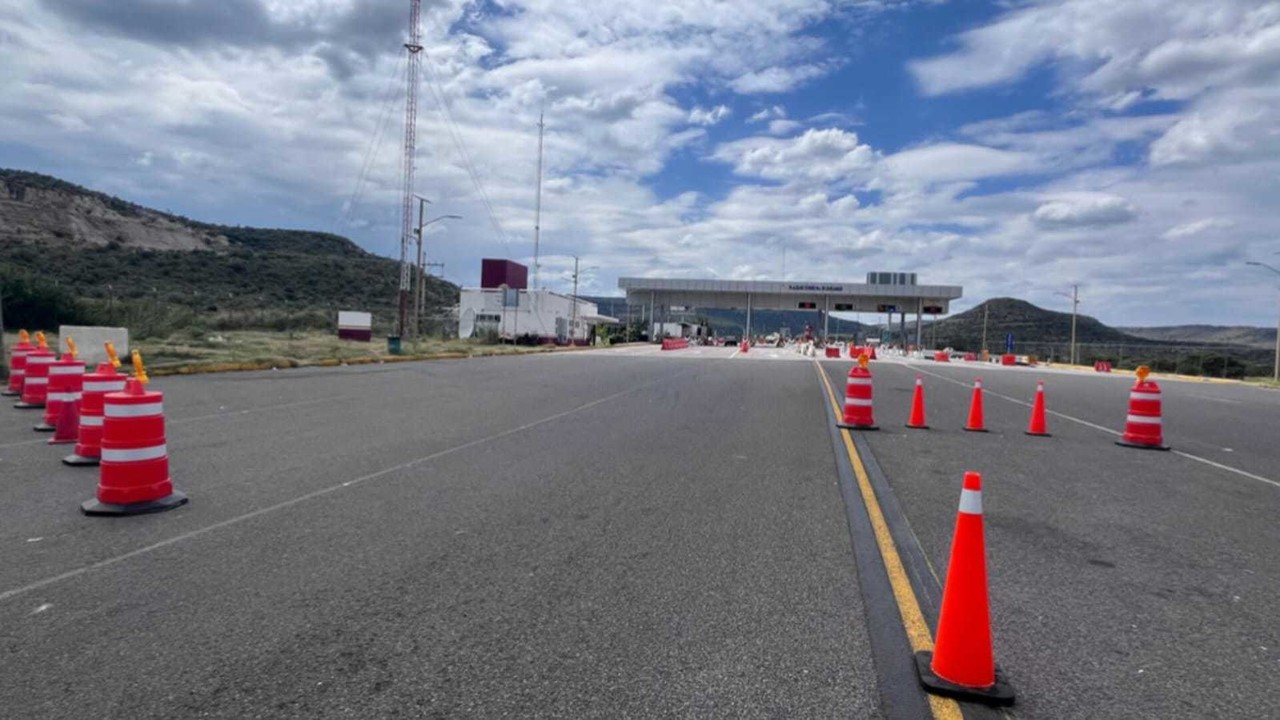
[[396, 0, 423, 338], [532, 112, 544, 289]]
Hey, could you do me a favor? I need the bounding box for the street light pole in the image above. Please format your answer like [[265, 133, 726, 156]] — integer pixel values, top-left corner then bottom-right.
[[1246, 261, 1280, 382]]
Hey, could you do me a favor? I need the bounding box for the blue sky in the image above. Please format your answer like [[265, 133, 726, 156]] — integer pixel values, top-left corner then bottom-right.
[[4, 0, 1280, 326]]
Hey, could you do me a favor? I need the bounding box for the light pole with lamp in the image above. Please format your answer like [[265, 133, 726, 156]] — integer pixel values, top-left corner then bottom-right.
[[1245, 260, 1280, 382], [569, 256, 598, 345], [1055, 285, 1080, 365], [412, 200, 461, 337]]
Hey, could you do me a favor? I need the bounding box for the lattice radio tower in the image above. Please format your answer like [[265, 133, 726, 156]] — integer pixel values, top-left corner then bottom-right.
[[396, 0, 423, 338]]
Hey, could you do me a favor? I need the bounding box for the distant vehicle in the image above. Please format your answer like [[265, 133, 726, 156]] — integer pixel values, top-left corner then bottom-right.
[[765, 333, 780, 345]]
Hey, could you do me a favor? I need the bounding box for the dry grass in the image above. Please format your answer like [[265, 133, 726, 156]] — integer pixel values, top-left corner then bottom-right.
[[2, 330, 564, 376]]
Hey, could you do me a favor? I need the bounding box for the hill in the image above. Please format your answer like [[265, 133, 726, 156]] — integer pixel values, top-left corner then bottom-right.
[[928, 297, 1144, 351], [0, 168, 458, 334], [1119, 325, 1277, 349]]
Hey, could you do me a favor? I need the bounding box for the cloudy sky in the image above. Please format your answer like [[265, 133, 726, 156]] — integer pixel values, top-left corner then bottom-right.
[[4, 0, 1280, 325]]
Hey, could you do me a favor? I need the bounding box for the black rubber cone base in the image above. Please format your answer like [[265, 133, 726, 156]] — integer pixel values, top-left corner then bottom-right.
[[33, 423, 54, 432], [1, 390, 17, 397], [62, 453, 100, 467], [963, 427, 989, 433], [837, 422, 879, 431], [13, 401, 43, 410], [1025, 431, 1052, 437], [914, 651, 1015, 707], [81, 491, 188, 516], [1115, 439, 1170, 451], [906, 424, 930, 430]]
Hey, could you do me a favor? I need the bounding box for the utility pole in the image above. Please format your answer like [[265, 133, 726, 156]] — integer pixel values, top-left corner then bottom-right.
[[395, 0, 424, 340], [1246, 260, 1280, 382], [981, 302, 989, 356], [570, 256, 579, 343], [532, 112, 545, 290], [1054, 286, 1080, 364]]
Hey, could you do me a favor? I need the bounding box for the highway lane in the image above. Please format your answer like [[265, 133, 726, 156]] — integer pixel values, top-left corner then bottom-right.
[[0, 353, 882, 719], [824, 358, 1280, 720]]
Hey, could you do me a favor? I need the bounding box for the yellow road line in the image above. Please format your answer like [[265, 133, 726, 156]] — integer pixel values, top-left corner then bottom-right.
[[815, 363, 964, 720]]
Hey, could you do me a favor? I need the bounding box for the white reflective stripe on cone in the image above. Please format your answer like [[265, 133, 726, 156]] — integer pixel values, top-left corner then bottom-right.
[[24, 377, 48, 385], [84, 381, 126, 392], [958, 489, 983, 515], [48, 366, 83, 375], [846, 377, 873, 386], [11, 370, 24, 376], [101, 444, 167, 462], [1130, 391, 1160, 400], [1126, 414, 1163, 425], [47, 392, 82, 402], [79, 415, 104, 427], [26, 356, 53, 364], [104, 402, 164, 418], [845, 398, 874, 407]]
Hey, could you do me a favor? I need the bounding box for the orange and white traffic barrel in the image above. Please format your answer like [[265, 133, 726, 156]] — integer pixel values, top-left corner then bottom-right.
[[1116, 367, 1169, 451], [3, 331, 33, 397], [81, 378, 188, 515], [64, 362, 128, 466], [837, 355, 878, 430], [15, 346, 55, 410], [38, 354, 85, 433]]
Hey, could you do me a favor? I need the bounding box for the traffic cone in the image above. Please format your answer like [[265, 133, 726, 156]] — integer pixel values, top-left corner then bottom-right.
[[3, 330, 33, 397], [1116, 367, 1169, 451], [1025, 381, 1050, 437], [837, 356, 878, 430], [915, 471, 1015, 706], [64, 362, 127, 466], [81, 378, 188, 516], [963, 378, 987, 432], [906, 375, 929, 429]]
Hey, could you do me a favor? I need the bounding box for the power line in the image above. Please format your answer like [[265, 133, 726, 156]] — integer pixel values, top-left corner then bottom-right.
[[422, 57, 510, 251], [341, 58, 406, 229]]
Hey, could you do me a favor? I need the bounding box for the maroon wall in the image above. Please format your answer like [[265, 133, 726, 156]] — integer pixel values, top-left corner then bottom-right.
[[480, 259, 528, 289]]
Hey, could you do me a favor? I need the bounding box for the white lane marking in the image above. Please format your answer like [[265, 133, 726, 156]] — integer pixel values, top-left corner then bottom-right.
[[1187, 393, 1241, 405], [26, 538, 42, 543], [0, 372, 686, 604], [30, 603, 52, 615], [907, 364, 1280, 491], [729, 348, 741, 359], [1172, 451, 1280, 490]]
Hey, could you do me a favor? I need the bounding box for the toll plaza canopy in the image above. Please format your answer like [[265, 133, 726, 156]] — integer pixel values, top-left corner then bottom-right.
[[618, 275, 963, 343]]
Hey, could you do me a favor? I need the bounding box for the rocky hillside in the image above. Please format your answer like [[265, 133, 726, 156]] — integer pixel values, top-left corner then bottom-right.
[[0, 168, 458, 332]]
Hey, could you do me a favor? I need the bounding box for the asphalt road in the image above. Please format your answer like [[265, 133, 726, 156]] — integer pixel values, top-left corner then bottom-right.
[[819, 355, 1280, 720], [2, 346, 1277, 719], [0, 351, 881, 719]]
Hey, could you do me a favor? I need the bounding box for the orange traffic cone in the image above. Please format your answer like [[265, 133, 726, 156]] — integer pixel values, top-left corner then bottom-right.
[[1025, 381, 1049, 436], [906, 375, 928, 429], [963, 379, 987, 432], [49, 396, 80, 445], [915, 471, 1015, 706]]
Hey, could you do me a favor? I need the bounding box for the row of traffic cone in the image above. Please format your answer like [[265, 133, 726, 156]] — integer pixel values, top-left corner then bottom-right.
[[4, 334, 188, 516], [842, 368, 1052, 436]]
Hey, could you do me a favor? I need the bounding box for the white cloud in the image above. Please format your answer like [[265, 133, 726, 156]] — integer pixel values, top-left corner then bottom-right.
[[730, 64, 828, 94], [748, 105, 787, 123], [1162, 218, 1233, 240], [688, 104, 731, 126], [880, 143, 1035, 184], [1030, 193, 1137, 229], [768, 119, 802, 135]]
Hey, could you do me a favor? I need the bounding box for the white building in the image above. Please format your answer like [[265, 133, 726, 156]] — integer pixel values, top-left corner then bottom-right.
[[458, 288, 617, 344]]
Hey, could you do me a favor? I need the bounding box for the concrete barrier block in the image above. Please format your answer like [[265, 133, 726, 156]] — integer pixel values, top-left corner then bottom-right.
[[56, 326, 129, 365]]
